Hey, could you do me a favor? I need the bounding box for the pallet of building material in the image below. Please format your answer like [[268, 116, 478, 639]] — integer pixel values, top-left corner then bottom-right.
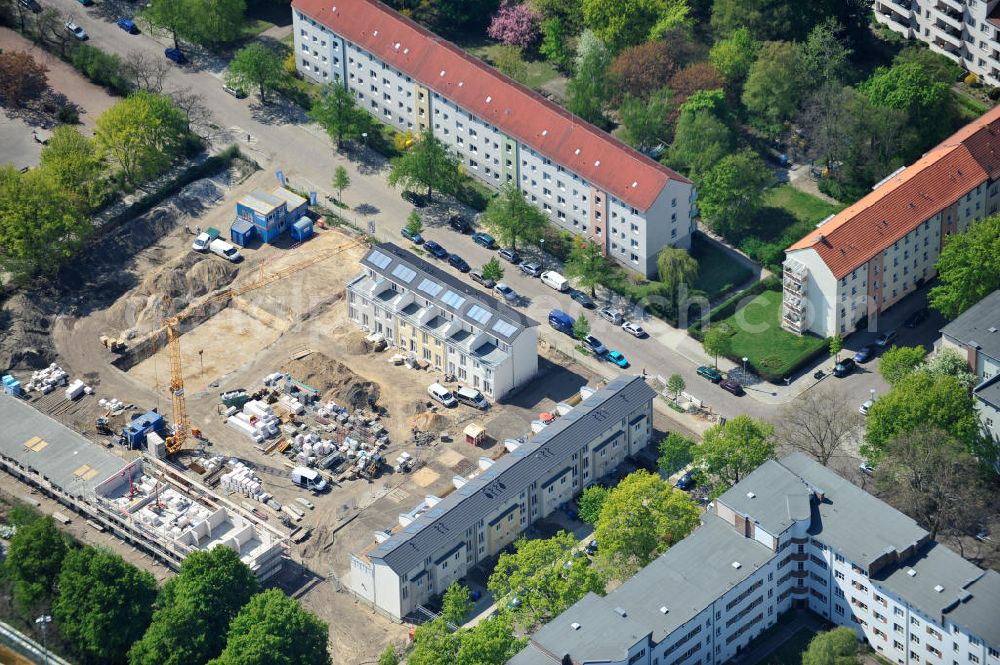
[[51, 511, 71, 525], [276, 439, 290, 453]]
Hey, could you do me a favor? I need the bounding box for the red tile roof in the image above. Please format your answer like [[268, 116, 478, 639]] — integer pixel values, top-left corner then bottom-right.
[[291, 0, 691, 211], [787, 104, 1000, 279]]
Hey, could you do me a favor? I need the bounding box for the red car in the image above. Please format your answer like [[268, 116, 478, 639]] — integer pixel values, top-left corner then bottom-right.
[[720, 378, 744, 396]]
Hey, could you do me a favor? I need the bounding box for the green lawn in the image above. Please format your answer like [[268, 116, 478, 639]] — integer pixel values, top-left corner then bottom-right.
[[750, 627, 817, 665], [690, 233, 754, 299], [465, 43, 563, 90], [715, 289, 827, 380], [743, 186, 845, 271], [763, 185, 843, 229]]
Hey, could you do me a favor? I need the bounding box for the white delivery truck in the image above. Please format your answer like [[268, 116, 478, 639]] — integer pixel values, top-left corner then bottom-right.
[[209, 238, 243, 263], [290, 466, 327, 493], [427, 382, 458, 407], [540, 270, 569, 292]]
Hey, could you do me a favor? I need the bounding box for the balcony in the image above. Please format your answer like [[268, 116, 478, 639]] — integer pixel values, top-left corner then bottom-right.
[[783, 294, 804, 314], [875, 7, 913, 35], [935, 5, 963, 31], [937, 0, 962, 13], [782, 313, 805, 335], [932, 22, 963, 49]]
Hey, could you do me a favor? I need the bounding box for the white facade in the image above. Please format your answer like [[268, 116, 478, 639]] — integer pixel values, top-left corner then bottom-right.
[[292, 6, 696, 277], [874, 0, 1000, 86]]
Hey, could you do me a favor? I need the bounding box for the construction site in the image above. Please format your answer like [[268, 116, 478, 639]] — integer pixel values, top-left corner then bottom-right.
[[0, 166, 624, 661]]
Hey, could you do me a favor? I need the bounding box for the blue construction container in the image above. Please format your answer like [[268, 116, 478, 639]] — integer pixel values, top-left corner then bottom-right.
[[234, 187, 308, 244], [290, 216, 313, 242], [123, 410, 165, 448], [230, 218, 256, 247], [2, 375, 21, 396]]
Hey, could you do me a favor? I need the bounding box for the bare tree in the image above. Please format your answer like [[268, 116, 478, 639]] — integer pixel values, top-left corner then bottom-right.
[[777, 384, 860, 466], [123, 50, 169, 93], [35, 8, 70, 54], [168, 87, 212, 137], [875, 428, 989, 542]]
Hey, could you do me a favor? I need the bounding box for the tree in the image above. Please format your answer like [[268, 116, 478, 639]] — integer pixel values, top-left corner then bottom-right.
[[577, 485, 609, 524], [800, 19, 852, 86], [929, 214, 1000, 319], [488, 532, 604, 627], [695, 415, 775, 491], [828, 334, 843, 361], [656, 246, 698, 314], [925, 348, 977, 391], [209, 590, 330, 665], [741, 41, 807, 135], [667, 108, 734, 176], [609, 41, 676, 101], [708, 27, 759, 87], [573, 314, 591, 341], [875, 429, 989, 542], [169, 87, 211, 136], [566, 30, 611, 128], [665, 373, 686, 401], [140, 0, 186, 49], [582, 0, 688, 51], [227, 44, 284, 104], [0, 50, 48, 107], [862, 372, 984, 467], [310, 84, 372, 148], [619, 90, 671, 152], [142, 0, 245, 49], [128, 547, 259, 665], [669, 63, 725, 106], [710, 0, 845, 41], [893, 46, 963, 85], [538, 17, 571, 72], [94, 92, 189, 185], [564, 236, 617, 297], [487, 1, 541, 48], [531, 0, 584, 31], [122, 50, 169, 93], [702, 325, 729, 368], [37, 8, 73, 56], [878, 345, 926, 385], [430, 0, 501, 33], [404, 211, 423, 237], [494, 45, 528, 84], [0, 166, 92, 278], [594, 470, 700, 579], [39, 126, 102, 210], [479, 184, 547, 249], [332, 166, 351, 202], [54, 547, 157, 665], [386, 131, 462, 202], [695, 149, 771, 239], [860, 62, 956, 143], [408, 615, 524, 665], [776, 385, 860, 466], [441, 582, 474, 626], [801, 627, 860, 665], [4, 516, 68, 611], [378, 644, 400, 665], [482, 257, 504, 282], [659, 432, 695, 474]]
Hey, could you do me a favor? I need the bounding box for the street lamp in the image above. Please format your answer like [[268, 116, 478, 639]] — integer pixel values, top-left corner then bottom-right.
[[35, 615, 51, 665], [742, 356, 749, 378], [361, 132, 368, 148], [539, 237, 545, 270]]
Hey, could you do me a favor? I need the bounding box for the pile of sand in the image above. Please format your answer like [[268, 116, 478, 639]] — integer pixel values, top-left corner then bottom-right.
[[283, 352, 380, 410], [0, 293, 55, 370]]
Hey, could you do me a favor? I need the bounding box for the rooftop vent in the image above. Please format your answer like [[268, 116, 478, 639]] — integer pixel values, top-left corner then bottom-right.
[[594, 160, 601, 167], [485, 95, 492, 102], [746, 491, 756, 499], [907, 569, 917, 577], [732, 561, 742, 569], [631, 181, 638, 188], [393, 42, 400, 50], [542, 129, 548, 136], [934, 585, 945, 593], [373, 30, 378, 36], [575, 148, 581, 155], [989, 327, 998, 333], [458, 81, 464, 87], [614, 607, 627, 617], [403, 48, 409, 54], [659, 606, 669, 614], [571, 622, 581, 630], [440, 70, 446, 77]]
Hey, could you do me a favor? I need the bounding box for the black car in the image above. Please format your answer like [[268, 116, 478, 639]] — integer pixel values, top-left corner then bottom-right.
[[675, 470, 695, 491], [904, 307, 929, 328], [19, 0, 42, 12], [448, 214, 472, 234], [719, 378, 744, 396], [448, 254, 471, 272], [853, 344, 877, 363], [424, 240, 448, 259], [832, 357, 857, 377], [570, 289, 596, 309], [402, 190, 427, 208]]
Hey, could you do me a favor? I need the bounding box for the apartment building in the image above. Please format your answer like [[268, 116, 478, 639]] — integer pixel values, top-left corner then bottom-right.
[[873, 0, 1000, 87], [290, 0, 695, 277], [346, 242, 537, 399], [510, 453, 1000, 665], [349, 376, 656, 620], [782, 104, 1000, 338]]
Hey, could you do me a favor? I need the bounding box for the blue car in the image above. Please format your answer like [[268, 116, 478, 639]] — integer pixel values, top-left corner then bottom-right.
[[400, 227, 423, 244], [165, 47, 186, 64], [424, 240, 448, 259], [853, 344, 877, 363], [606, 350, 629, 368], [117, 18, 138, 33], [472, 232, 496, 249]]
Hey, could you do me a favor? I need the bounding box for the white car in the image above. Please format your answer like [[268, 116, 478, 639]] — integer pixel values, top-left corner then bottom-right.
[[622, 321, 646, 338], [65, 20, 88, 40], [859, 399, 873, 415], [600, 307, 624, 325], [191, 232, 211, 253], [494, 282, 518, 303]]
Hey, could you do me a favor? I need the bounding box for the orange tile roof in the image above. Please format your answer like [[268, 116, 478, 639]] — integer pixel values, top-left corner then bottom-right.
[[291, 0, 691, 211], [787, 104, 1000, 279]]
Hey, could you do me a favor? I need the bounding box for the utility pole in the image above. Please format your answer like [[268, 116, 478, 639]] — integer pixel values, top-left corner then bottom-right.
[[35, 614, 51, 665]]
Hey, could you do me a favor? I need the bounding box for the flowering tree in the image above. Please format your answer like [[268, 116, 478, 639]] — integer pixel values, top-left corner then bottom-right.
[[487, 1, 541, 49]]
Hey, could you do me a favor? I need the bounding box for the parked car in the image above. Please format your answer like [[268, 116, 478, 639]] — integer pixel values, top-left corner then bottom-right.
[[191, 232, 211, 253], [427, 382, 457, 408], [19, 0, 42, 12], [540, 270, 569, 292], [697, 366, 723, 382], [455, 386, 488, 410], [402, 190, 426, 207], [471, 232, 496, 249], [77, 0, 93, 6], [675, 470, 695, 491], [832, 357, 857, 377], [570, 289, 596, 309], [859, 399, 874, 415], [65, 20, 88, 39], [519, 261, 543, 277], [622, 321, 646, 338], [400, 226, 423, 244], [498, 248, 521, 264], [448, 254, 471, 272], [548, 309, 574, 333], [164, 47, 186, 64], [424, 240, 448, 259], [875, 329, 897, 348], [209, 239, 241, 263], [859, 462, 874, 476], [606, 350, 629, 368], [585, 540, 598, 556], [583, 335, 607, 357], [904, 307, 929, 328], [719, 378, 744, 396], [470, 270, 495, 288], [448, 214, 472, 234], [495, 283, 518, 303], [223, 84, 247, 99], [853, 344, 877, 363], [116, 17, 137, 33], [599, 307, 624, 325]]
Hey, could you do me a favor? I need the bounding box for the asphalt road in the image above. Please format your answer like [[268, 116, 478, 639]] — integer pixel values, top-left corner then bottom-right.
[[46, 2, 945, 423]]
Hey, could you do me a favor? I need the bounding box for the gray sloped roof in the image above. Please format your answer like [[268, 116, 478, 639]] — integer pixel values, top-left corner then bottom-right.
[[360, 242, 537, 343], [945, 569, 1000, 647], [973, 372, 1000, 409], [939, 289, 1000, 362], [370, 376, 656, 574]]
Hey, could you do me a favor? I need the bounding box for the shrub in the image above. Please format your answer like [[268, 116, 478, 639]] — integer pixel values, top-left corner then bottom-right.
[[57, 104, 80, 124], [70, 44, 132, 96], [964, 72, 978, 86]]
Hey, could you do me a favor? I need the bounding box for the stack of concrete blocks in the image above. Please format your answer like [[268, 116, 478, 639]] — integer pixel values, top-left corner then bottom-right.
[[278, 394, 305, 415], [220, 462, 274, 506], [97, 398, 127, 415], [226, 400, 279, 443], [293, 432, 335, 466], [26, 364, 69, 394]]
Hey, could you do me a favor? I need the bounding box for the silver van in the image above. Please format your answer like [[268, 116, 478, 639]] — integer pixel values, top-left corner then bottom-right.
[[455, 386, 488, 410]]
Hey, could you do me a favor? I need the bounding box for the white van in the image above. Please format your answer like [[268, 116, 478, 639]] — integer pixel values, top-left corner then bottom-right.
[[209, 238, 242, 262], [455, 386, 489, 410], [290, 466, 327, 492], [427, 382, 458, 408], [540, 270, 569, 292]]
